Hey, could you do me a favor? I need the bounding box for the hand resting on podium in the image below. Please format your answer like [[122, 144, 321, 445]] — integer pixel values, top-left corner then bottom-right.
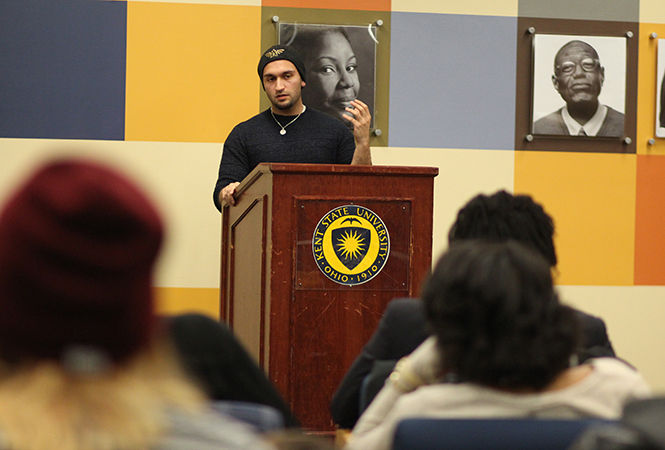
[[221, 181, 240, 206]]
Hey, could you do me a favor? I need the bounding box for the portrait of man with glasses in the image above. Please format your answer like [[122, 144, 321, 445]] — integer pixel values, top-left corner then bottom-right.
[[533, 39, 624, 137]]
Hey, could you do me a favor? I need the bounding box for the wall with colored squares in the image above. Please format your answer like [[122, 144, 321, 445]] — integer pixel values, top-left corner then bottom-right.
[[2, 0, 665, 390]]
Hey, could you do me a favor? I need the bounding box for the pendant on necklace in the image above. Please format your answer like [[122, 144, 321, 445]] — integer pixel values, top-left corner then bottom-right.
[[280, 129, 286, 135]]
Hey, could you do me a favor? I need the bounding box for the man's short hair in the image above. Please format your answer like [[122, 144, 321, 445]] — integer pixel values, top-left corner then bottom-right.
[[447, 190, 557, 267]]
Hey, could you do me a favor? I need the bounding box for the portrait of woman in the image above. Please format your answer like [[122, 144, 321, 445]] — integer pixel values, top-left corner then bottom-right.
[[279, 23, 376, 127]]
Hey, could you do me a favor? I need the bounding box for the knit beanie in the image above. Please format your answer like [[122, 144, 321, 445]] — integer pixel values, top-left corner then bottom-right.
[[0, 159, 164, 365], [257, 44, 307, 86]]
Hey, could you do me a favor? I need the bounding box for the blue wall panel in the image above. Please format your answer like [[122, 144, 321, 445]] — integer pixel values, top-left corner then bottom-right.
[[0, 0, 126, 140], [389, 12, 517, 149]]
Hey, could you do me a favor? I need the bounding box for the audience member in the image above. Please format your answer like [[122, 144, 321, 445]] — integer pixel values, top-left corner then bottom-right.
[[167, 312, 299, 428], [346, 241, 650, 450], [0, 159, 272, 450], [330, 190, 615, 428]]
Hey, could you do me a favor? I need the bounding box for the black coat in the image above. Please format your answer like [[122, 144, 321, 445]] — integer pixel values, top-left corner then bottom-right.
[[330, 297, 616, 429]]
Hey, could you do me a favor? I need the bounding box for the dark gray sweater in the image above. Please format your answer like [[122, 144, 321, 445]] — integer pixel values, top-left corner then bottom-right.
[[213, 108, 355, 211]]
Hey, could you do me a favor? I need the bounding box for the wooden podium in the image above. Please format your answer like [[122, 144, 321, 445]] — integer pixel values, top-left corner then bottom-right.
[[220, 163, 437, 430]]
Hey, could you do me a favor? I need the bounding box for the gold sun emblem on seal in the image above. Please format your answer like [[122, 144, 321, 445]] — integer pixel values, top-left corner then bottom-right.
[[312, 205, 390, 286], [336, 230, 366, 260]]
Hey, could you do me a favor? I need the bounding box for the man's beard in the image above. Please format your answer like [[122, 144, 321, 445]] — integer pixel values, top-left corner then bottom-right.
[[274, 100, 294, 110], [272, 92, 300, 112]]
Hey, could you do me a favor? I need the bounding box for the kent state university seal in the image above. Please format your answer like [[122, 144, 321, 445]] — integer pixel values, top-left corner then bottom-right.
[[312, 205, 390, 286]]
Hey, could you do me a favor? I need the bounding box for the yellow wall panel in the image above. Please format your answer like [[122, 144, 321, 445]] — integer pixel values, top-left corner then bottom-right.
[[636, 24, 665, 155], [391, 0, 517, 16], [515, 151, 636, 285], [155, 287, 220, 319], [126, 2, 260, 142]]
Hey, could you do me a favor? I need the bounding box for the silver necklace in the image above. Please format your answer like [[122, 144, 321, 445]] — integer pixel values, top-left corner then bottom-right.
[[270, 105, 306, 135]]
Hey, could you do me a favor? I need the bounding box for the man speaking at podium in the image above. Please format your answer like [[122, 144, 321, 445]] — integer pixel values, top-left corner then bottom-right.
[[213, 44, 372, 211]]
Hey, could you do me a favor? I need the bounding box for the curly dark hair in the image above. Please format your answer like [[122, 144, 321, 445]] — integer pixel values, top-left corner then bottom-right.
[[448, 190, 557, 267], [422, 241, 578, 391]]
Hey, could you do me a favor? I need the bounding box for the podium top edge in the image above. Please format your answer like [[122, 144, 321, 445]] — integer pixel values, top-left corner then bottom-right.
[[254, 163, 439, 176]]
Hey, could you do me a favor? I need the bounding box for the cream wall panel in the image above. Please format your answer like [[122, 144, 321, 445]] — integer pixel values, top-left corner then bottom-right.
[[558, 285, 665, 393], [640, 0, 665, 23], [391, 0, 517, 16], [1, 138, 222, 289], [373, 147, 514, 260]]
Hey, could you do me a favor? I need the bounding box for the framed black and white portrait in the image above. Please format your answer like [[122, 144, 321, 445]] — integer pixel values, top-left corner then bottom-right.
[[278, 23, 377, 128], [657, 39, 665, 138], [531, 34, 626, 138]]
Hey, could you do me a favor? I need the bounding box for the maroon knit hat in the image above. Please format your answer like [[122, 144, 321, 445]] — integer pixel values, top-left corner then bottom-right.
[[0, 159, 163, 365]]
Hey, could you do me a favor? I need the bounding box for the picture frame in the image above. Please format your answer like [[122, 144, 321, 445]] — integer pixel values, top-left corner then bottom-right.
[[531, 34, 626, 138], [656, 38, 665, 138], [278, 23, 377, 128], [260, 7, 390, 146], [514, 18, 638, 154]]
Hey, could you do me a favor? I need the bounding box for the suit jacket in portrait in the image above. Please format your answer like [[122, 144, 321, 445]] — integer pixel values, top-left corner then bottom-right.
[[533, 106, 624, 137]]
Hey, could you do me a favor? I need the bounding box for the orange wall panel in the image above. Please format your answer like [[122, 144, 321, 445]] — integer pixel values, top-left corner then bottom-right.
[[263, 0, 390, 11], [262, 0, 390, 11], [635, 155, 665, 284]]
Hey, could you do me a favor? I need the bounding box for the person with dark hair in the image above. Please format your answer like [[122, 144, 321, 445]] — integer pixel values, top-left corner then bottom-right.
[[533, 40, 624, 136], [213, 44, 371, 211], [167, 312, 299, 428], [330, 190, 615, 429], [346, 241, 649, 450], [0, 159, 272, 450], [447, 189, 556, 265], [285, 25, 363, 124]]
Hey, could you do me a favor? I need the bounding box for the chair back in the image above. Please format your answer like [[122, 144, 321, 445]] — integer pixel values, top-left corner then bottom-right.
[[392, 418, 615, 450], [211, 400, 284, 433]]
